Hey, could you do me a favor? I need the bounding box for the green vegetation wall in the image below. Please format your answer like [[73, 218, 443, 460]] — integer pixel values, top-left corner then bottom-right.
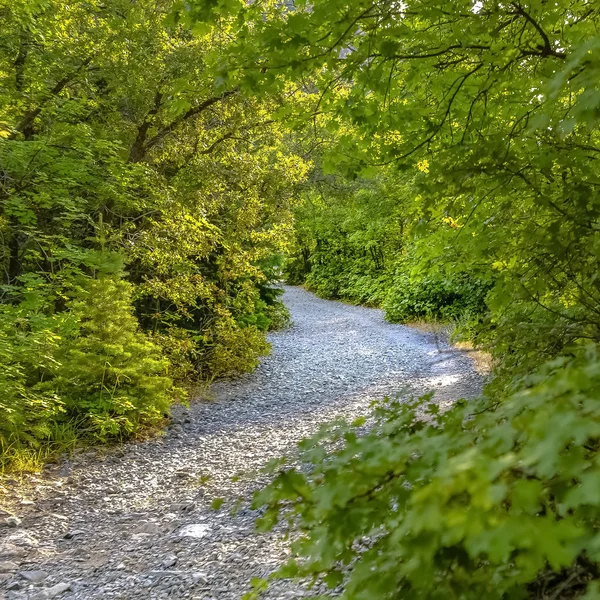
[[0, 0, 308, 467]]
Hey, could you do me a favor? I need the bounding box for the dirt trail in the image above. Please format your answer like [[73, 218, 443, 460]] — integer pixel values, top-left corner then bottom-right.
[[0, 286, 481, 600]]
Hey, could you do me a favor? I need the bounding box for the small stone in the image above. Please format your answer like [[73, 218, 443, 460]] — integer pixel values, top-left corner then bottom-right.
[[162, 555, 177, 568], [192, 571, 209, 585], [147, 570, 184, 579], [46, 582, 72, 598], [5, 516, 21, 528], [115, 563, 126, 570], [20, 570, 49, 583], [63, 530, 85, 539], [50, 514, 68, 521], [30, 582, 72, 600], [0, 561, 18, 573], [137, 522, 161, 535]]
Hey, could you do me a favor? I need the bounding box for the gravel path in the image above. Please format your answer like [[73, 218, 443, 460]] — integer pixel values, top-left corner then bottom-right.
[[0, 286, 482, 600]]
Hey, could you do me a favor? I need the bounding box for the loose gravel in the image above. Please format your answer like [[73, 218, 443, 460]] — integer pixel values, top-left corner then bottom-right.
[[0, 286, 482, 600]]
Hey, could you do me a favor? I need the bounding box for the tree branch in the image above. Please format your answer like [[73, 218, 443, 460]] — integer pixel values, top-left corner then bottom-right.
[[129, 89, 238, 162], [511, 3, 566, 59], [14, 28, 30, 92], [128, 90, 164, 163], [11, 57, 93, 140]]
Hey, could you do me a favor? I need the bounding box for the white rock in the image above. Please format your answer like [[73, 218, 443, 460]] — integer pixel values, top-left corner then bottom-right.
[[192, 571, 209, 584], [46, 582, 72, 598], [178, 523, 211, 539], [162, 555, 177, 568], [147, 570, 184, 578], [31, 582, 72, 600]]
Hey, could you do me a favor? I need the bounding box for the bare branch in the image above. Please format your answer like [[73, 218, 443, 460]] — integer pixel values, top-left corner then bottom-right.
[[511, 3, 566, 59]]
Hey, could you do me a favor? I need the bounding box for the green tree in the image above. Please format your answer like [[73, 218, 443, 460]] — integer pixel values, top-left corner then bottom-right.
[[0, 0, 309, 467], [50, 272, 173, 439]]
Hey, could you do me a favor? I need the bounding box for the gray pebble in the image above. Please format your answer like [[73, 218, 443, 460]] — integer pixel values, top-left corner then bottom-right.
[[161, 555, 177, 568]]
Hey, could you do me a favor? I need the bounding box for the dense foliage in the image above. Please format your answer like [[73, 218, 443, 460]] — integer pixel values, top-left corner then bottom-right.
[[0, 0, 307, 468], [286, 174, 491, 335]]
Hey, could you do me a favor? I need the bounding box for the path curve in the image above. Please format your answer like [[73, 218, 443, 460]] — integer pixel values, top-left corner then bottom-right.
[[0, 286, 482, 600]]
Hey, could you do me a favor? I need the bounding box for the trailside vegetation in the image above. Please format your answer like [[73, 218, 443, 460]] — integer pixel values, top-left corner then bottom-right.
[[0, 0, 308, 469], [285, 171, 492, 337]]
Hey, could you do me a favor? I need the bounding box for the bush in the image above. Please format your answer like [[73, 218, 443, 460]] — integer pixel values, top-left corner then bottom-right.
[[383, 272, 491, 327], [258, 281, 292, 331], [0, 273, 175, 470], [149, 326, 199, 382], [49, 274, 174, 439], [202, 317, 271, 379], [0, 278, 70, 454], [264, 299, 292, 330]]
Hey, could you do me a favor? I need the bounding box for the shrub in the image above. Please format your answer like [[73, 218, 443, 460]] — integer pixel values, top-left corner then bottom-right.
[[383, 272, 491, 329], [149, 326, 199, 382], [202, 316, 271, 379], [47, 274, 174, 439], [258, 281, 292, 331], [0, 278, 70, 454], [264, 299, 292, 330]]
